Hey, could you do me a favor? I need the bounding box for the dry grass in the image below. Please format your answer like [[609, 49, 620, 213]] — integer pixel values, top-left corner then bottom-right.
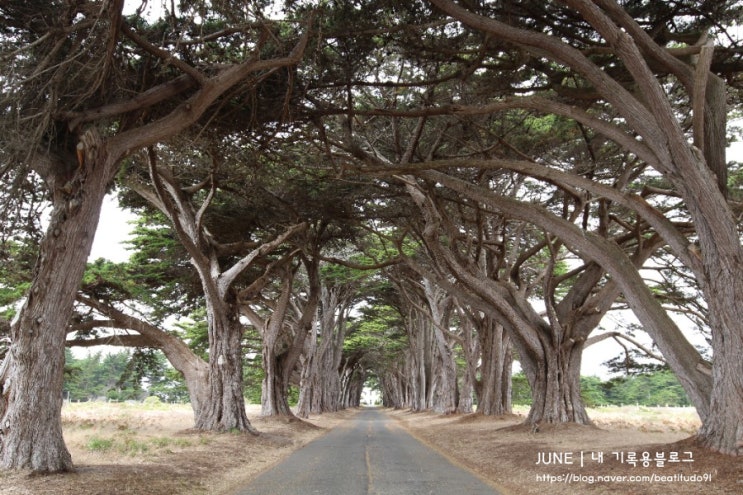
[[586, 405, 701, 433], [392, 405, 743, 495], [0, 401, 354, 495], [1, 402, 741, 495]]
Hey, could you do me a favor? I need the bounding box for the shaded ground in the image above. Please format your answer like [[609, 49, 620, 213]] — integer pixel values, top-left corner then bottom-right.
[[390, 406, 743, 495], [0, 403, 741, 494], [0, 403, 351, 495]]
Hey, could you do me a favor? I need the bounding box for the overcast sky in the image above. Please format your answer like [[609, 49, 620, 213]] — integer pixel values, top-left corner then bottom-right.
[[89, 194, 137, 262]]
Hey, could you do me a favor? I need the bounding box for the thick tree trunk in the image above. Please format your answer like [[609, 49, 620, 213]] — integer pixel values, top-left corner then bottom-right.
[[475, 319, 512, 416], [379, 361, 407, 409], [456, 365, 474, 414], [380, 371, 398, 408], [673, 128, 743, 454], [194, 301, 255, 432], [305, 353, 342, 414], [297, 288, 348, 417], [261, 350, 295, 417], [0, 312, 72, 472], [0, 132, 109, 471], [665, 126, 743, 453], [261, 294, 314, 418], [409, 323, 431, 412], [296, 330, 319, 418], [297, 328, 344, 417], [524, 340, 590, 425], [430, 351, 458, 414], [424, 281, 458, 415], [688, 74, 742, 454], [694, 263, 743, 454], [261, 260, 320, 417], [251, 271, 295, 418]]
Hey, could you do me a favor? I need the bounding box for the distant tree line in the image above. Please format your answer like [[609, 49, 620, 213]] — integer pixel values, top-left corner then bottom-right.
[[512, 371, 691, 408], [63, 349, 186, 403], [63, 348, 279, 406], [65, 347, 690, 409]]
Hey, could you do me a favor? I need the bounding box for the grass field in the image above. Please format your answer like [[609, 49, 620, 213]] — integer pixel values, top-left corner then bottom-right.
[[509, 404, 701, 432]]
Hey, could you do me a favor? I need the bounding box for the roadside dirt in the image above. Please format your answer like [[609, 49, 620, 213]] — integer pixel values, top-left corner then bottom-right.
[[0, 404, 353, 495], [390, 407, 743, 495], [1, 404, 741, 494]]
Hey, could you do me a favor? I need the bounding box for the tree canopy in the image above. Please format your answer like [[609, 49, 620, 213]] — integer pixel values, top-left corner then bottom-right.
[[2, 0, 743, 471]]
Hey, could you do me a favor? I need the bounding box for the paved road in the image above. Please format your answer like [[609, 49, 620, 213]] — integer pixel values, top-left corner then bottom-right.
[[234, 408, 501, 495]]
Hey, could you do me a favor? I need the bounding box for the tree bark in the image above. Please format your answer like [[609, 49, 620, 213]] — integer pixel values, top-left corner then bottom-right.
[[0, 19, 310, 470], [297, 286, 350, 417], [340, 363, 365, 408], [422, 280, 458, 414], [0, 131, 110, 471], [471, 315, 512, 416], [261, 351, 296, 417], [403, 177, 592, 423], [406, 310, 432, 411], [194, 298, 255, 432], [698, 293, 743, 454], [421, 170, 713, 416], [429, 0, 740, 454], [456, 310, 476, 414], [137, 152, 309, 429], [260, 256, 320, 417], [524, 339, 589, 424]]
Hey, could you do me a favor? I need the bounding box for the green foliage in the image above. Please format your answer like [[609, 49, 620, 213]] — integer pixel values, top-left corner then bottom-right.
[[173, 310, 210, 360], [64, 350, 133, 401], [580, 376, 606, 408], [320, 258, 371, 286], [602, 370, 691, 407], [122, 213, 201, 321], [146, 366, 191, 404], [345, 304, 407, 357], [243, 350, 265, 404], [728, 159, 743, 202], [86, 436, 114, 453], [64, 349, 187, 403], [511, 372, 532, 406], [0, 239, 34, 321], [81, 259, 138, 302], [509, 371, 691, 407], [287, 385, 300, 406]]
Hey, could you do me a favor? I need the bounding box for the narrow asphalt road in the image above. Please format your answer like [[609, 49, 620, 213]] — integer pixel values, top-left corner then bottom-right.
[[234, 408, 501, 495]]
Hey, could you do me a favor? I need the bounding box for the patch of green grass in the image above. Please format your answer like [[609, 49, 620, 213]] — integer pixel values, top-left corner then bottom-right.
[[86, 433, 196, 457], [149, 437, 172, 448], [86, 436, 114, 452], [118, 436, 150, 455], [149, 436, 193, 448]]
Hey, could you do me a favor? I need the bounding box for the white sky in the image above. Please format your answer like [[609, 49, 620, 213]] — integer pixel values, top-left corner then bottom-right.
[[89, 194, 137, 262]]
